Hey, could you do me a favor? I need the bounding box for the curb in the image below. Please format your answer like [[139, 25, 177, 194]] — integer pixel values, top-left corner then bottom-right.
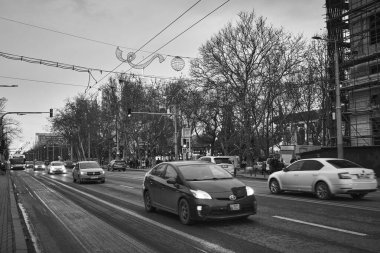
[[8, 174, 28, 253]]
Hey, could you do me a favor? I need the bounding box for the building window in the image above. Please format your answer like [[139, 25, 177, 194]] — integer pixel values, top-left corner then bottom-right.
[[370, 63, 380, 74], [371, 94, 380, 106], [370, 13, 380, 45]]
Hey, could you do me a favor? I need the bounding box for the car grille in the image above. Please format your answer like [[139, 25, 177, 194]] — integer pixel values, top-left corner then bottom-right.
[[215, 187, 247, 200], [87, 172, 101, 176], [205, 203, 254, 216]]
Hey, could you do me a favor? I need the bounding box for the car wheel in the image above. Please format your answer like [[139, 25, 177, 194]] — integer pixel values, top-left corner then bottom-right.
[[178, 199, 193, 225], [144, 190, 156, 212], [73, 175, 76, 183], [315, 182, 331, 200], [101, 179, 105, 184], [269, 179, 282, 194], [350, 193, 366, 199]]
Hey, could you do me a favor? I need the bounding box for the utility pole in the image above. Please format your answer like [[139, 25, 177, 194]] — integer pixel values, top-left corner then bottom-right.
[[312, 36, 344, 159]]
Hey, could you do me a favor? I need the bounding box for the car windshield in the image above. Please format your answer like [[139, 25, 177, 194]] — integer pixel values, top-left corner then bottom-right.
[[327, 159, 362, 168], [214, 158, 232, 164], [80, 162, 100, 169], [35, 161, 44, 165], [52, 162, 64, 166], [115, 161, 126, 165], [178, 164, 233, 181]]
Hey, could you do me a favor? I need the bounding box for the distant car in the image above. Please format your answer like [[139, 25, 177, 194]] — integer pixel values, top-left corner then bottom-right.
[[25, 161, 34, 169], [64, 160, 76, 169], [46, 161, 67, 174], [33, 161, 46, 171], [107, 160, 128, 171], [142, 161, 257, 225], [198, 156, 235, 174], [268, 158, 378, 200], [72, 161, 105, 184]]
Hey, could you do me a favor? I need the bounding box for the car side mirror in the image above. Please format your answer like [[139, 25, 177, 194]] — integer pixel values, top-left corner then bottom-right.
[[167, 177, 177, 185]]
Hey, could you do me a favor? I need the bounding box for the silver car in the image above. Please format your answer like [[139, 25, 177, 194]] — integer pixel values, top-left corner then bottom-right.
[[72, 161, 105, 184], [268, 158, 377, 200]]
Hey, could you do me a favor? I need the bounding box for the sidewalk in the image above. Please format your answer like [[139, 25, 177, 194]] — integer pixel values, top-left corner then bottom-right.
[[0, 171, 28, 253]]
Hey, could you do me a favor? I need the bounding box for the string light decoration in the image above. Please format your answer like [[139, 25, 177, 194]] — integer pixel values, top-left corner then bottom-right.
[[170, 56, 185, 71], [115, 47, 165, 69]]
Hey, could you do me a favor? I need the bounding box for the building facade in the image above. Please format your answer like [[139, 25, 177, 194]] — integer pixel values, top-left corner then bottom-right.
[[326, 0, 380, 147]]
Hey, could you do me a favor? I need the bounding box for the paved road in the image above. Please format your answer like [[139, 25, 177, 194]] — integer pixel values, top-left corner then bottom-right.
[[10, 168, 380, 253]]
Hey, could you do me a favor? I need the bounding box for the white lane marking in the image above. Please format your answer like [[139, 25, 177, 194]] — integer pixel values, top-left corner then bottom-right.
[[120, 185, 134, 188], [273, 215, 367, 236], [46, 177, 234, 253]]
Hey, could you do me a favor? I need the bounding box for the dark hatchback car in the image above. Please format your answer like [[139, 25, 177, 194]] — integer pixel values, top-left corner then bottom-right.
[[142, 161, 257, 225]]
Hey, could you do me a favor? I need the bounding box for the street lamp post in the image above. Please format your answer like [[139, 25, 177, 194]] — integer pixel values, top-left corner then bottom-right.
[[312, 36, 343, 158]]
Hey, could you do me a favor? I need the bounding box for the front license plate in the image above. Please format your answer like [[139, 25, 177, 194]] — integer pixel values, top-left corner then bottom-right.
[[229, 204, 240, 211], [222, 165, 228, 168], [91, 176, 98, 179]]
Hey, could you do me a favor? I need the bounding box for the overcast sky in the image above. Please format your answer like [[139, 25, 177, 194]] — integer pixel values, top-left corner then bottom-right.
[[0, 0, 325, 152]]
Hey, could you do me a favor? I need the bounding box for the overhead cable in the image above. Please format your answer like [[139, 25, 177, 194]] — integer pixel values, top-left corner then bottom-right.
[[91, 0, 203, 91], [92, 0, 230, 91], [0, 15, 193, 59]]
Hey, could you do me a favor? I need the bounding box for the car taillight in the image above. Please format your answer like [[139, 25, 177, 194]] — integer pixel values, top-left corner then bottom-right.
[[338, 172, 351, 179]]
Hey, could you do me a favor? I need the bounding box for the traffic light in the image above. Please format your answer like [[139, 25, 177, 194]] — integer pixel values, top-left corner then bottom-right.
[[49, 108, 53, 117], [127, 108, 132, 117]]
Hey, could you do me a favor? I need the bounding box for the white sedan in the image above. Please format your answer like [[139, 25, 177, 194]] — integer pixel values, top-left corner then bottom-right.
[[268, 158, 377, 200], [46, 161, 67, 174]]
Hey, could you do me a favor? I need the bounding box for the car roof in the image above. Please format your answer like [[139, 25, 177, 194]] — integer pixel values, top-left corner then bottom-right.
[[159, 160, 210, 166]]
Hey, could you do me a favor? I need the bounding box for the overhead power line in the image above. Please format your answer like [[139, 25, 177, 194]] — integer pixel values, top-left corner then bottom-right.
[[92, 0, 230, 91], [0, 15, 193, 59], [90, 0, 203, 92], [0, 75, 86, 87]]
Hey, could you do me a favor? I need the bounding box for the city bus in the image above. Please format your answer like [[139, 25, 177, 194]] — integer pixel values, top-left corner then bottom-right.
[[9, 154, 26, 170]]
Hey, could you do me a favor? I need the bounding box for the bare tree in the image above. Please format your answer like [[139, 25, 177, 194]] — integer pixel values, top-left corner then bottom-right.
[[190, 10, 306, 163]]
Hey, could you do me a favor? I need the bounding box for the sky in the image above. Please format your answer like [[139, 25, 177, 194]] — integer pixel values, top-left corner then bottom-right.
[[0, 0, 325, 152]]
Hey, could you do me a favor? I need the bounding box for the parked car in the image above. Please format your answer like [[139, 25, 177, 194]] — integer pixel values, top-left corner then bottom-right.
[[268, 158, 378, 200], [72, 161, 105, 184], [142, 161, 257, 225], [46, 161, 67, 174], [198, 156, 235, 174], [107, 160, 128, 171], [33, 161, 46, 171]]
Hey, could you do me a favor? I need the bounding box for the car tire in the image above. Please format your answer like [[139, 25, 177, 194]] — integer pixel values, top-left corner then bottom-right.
[[269, 179, 282, 194], [101, 179, 105, 184], [144, 190, 156, 212], [350, 193, 366, 199], [73, 175, 76, 183], [315, 182, 331, 200], [178, 199, 193, 225]]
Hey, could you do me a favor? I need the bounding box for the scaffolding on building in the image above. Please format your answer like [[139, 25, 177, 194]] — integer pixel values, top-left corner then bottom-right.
[[325, 0, 380, 147]]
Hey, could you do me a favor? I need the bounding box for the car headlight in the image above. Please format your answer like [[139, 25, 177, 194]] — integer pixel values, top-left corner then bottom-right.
[[100, 170, 105, 174], [80, 171, 86, 175], [246, 186, 254, 196], [190, 189, 212, 199]]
